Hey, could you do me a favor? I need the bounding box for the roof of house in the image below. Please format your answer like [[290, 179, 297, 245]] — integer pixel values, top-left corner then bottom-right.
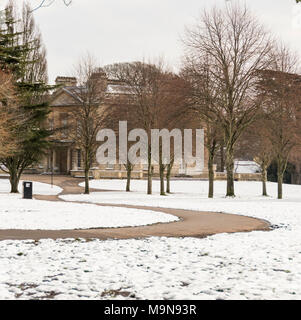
[[50, 80, 132, 107], [51, 77, 132, 106]]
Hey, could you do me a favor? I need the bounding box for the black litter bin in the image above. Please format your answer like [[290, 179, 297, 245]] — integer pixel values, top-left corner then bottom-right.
[[23, 181, 33, 199]]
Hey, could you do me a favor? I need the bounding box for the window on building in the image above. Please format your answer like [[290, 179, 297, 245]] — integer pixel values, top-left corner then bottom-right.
[[60, 113, 68, 138], [48, 118, 54, 131]]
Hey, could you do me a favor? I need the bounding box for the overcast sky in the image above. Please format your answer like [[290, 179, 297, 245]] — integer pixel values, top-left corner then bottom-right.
[[1, 0, 301, 83]]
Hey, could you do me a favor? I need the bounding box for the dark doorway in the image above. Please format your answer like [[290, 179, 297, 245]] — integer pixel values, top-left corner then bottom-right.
[[56, 148, 68, 174]]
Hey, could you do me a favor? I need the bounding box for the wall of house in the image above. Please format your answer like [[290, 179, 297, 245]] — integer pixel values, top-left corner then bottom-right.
[[35, 74, 211, 177]]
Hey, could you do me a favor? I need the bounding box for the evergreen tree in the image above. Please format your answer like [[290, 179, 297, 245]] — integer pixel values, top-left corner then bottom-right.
[[0, 4, 26, 75], [0, 1, 54, 193]]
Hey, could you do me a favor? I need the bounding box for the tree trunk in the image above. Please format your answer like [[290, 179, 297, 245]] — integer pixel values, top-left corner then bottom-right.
[[277, 160, 284, 200], [126, 161, 132, 192], [165, 159, 174, 194], [147, 166, 152, 194], [277, 157, 287, 200], [277, 171, 283, 200], [147, 145, 152, 195], [159, 165, 165, 196], [166, 168, 171, 194], [219, 143, 224, 172], [84, 166, 90, 194], [262, 166, 268, 196], [225, 144, 235, 197], [159, 141, 165, 196], [208, 151, 214, 198], [9, 169, 20, 193]]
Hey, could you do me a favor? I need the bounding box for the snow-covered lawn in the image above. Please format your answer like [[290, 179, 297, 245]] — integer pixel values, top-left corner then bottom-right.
[[62, 179, 301, 230], [0, 179, 62, 195], [234, 160, 260, 173], [1, 179, 301, 299], [0, 194, 177, 230], [78, 178, 294, 198], [0, 233, 300, 300]]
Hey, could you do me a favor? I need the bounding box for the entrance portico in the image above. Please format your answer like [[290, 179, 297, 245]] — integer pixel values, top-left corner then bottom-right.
[[46, 142, 80, 175]]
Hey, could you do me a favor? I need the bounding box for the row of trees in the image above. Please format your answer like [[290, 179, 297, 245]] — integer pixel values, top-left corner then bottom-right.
[[181, 5, 301, 199], [103, 61, 190, 196], [70, 57, 190, 195], [237, 65, 301, 199], [0, 1, 188, 196], [1, 2, 300, 200], [66, 4, 301, 200]]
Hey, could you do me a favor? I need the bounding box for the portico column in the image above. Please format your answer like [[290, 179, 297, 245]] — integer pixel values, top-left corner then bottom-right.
[[70, 149, 75, 170], [67, 148, 71, 173]]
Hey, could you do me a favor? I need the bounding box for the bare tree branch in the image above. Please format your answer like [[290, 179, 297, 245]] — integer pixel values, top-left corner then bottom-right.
[[31, 0, 72, 12]]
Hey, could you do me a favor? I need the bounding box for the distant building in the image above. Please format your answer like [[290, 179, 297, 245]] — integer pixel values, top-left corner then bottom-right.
[[35, 72, 208, 179]]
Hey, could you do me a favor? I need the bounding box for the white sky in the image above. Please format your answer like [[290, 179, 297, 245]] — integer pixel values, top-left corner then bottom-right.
[[1, 0, 301, 83]]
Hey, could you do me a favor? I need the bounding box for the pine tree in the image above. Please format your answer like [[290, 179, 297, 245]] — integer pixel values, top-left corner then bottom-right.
[[0, 2, 54, 193], [0, 4, 26, 75]]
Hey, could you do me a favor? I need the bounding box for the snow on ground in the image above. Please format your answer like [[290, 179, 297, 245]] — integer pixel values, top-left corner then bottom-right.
[[234, 160, 261, 173], [34, 178, 301, 300], [0, 233, 300, 300], [0, 194, 177, 230], [68, 179, 301, 231], [1, 179, 301, 299], [0, 179, 62, 195]]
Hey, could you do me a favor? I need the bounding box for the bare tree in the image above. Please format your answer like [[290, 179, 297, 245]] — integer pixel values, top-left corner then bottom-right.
[[70, 55, 107, 194], [103, 94, 140, 192], [21, 2, 48, 83], [206, 126, 220, 198], [156, 73, 191, 196], [105, 60, 172, 195], [258, 46, 301, 199], [182, 56, 223, 198], [254, 144, 274, 197], [236, 119, 274, 196], [183, 4, 273, 196]]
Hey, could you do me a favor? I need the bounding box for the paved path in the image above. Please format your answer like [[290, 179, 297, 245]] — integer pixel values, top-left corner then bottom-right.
[[0, 174, 270, 241]]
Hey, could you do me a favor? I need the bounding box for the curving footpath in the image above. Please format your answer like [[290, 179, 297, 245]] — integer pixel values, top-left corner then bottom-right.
[[0, 175, 270, 241]]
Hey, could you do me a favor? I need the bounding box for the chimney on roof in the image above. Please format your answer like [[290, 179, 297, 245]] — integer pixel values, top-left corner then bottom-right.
[[90, 68, 107, 81], [55, 76, 77, 87], [88, 68, 108, 93]]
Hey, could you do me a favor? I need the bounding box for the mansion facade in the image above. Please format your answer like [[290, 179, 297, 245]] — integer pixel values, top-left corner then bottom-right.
[[36, 73, 209, 179]]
